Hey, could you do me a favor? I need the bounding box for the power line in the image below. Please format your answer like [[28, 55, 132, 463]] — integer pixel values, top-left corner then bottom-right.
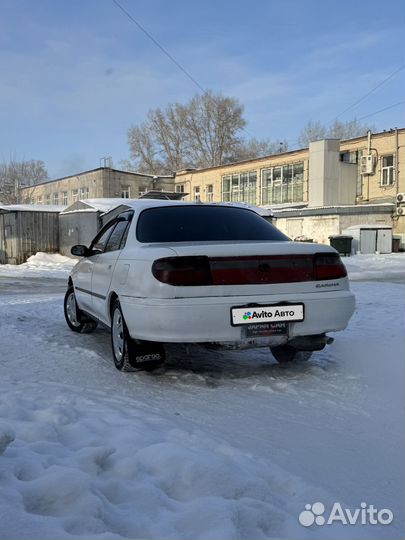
[[111, 0, 403, 147], [282, 100, 405, 151], [111, 0, 255, 138], [334, 64, 405, 120], [111, 0, 258, 139], [357, 100, 405, 121], [111, 0, 204, 92]]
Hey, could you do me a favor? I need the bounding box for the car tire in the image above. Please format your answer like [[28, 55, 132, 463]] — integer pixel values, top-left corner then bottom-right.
[[111, 299, 165, 372], [270, 345, 313, 363], [64, 286, 98, 333]]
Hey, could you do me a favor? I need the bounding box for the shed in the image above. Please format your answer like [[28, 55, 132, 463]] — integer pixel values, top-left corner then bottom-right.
[[59, 199, 132, 256], [0, 204, 63, 265], [341, 224, 393, 254]]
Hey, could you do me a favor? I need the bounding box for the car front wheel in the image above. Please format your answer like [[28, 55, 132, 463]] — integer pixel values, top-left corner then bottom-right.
[[64, 287, 98, 333], [111, 299, 165, 372]]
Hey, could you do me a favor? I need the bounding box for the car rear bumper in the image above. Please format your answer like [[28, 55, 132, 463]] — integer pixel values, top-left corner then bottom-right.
[[120, 290, 355, 344]]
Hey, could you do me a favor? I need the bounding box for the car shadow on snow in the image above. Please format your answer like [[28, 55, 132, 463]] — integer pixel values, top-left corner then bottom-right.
[[145, 343, 339, 387], [52, 318, 341, 389]]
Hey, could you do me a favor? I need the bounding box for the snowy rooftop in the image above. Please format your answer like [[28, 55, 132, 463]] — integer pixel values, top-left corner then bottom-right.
[[60, 198, 135, 215], [0, 204, 65, 213], [271, 202, 394, 214]]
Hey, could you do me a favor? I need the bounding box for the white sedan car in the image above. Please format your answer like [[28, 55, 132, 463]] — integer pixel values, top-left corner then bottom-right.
[[64, 199, 355, 371]]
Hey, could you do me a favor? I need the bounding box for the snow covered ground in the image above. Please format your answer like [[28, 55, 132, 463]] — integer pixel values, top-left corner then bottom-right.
[[344, 252, 405, 282], [0, 253, 404, 539], [0, 253, 76, 279]]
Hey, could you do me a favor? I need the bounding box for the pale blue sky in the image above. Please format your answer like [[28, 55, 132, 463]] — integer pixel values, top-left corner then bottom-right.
[[0, 0, 404, 178]]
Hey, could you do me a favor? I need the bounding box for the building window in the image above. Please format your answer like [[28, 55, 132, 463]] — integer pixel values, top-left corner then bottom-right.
[[261, 162, 304, 205], [121, 186, 131, 198], [206, 184, 213, 202], [72, 189, 79, 203], [80, 187, 89, 199], [45, 194, 51, 204], [62, 192, 68, 205], [222, 171, 257, 204], [175, 184, 185, 193], [139, 186, 148, 196], [194, 186, 201, 201], [340, 150, 358, 164], [37, 196, 42, 204], [381, 155, 394, 186], [52, 193, 59, 205]]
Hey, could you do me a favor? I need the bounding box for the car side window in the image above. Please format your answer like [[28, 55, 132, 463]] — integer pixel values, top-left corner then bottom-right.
[[104, 221, 129, 253], [104, 211, 134, 253], [91, 221, 117, 253], [119, 222, 130, 249]]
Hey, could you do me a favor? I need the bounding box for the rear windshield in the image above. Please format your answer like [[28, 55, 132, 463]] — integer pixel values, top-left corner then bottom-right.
[[136, 206, 289, 243]]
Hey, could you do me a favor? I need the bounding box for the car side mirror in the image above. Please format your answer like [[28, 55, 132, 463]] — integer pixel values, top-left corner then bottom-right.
[[71, 244, 90, 257]]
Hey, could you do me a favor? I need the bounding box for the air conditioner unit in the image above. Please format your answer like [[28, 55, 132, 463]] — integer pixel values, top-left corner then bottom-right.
[[360, 155, 376, 175], [396, 193, 405, 204], [395, 206, 404, 216]]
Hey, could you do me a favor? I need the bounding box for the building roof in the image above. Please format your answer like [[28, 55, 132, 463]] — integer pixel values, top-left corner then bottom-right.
[[271, 202, 394, 218], [343, 223, 393, 230], [20, 167, 174, 189], [174, 148, 308, 177], [174, 128, 405, 177], [0, 204, 65, 214]]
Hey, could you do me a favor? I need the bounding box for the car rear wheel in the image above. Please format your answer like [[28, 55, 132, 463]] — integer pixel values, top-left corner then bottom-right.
[[111, 299, 165, 372], [270, 345, 312, 363], [64, 287, 98, 333]]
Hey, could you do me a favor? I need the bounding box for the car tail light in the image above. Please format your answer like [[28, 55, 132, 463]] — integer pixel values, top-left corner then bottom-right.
[[314, 253, 347, 280], [152, 256, 213, 286]]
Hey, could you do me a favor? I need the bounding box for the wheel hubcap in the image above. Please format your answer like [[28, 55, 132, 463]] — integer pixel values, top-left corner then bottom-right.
[[112, 309, 125, 361], [66, 292, 80, 326]]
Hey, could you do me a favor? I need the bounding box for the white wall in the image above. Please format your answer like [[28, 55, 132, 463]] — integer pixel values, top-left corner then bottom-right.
[[275, 211, 393, 245], [308, 140, 356, 207], [276, 215, 339, 244]]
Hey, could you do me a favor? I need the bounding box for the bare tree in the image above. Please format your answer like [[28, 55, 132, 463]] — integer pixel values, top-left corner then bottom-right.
[[184, 91, 245, 167], [128, 102, 192, 174], [128, 91, 282, 173], [235, 138, 289, 161], [0, 159, 48, 204], [297, 121, 327, 147], [127, 122, 164, 174], [328, 119, 375, 140], [149, 103, 190, 171], [298, 119, 375, 147]]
